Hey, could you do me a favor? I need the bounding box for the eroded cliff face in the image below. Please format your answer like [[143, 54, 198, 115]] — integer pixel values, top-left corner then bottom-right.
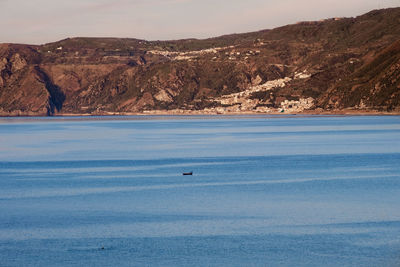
[[318, 40, 400, 110], [1, 8, 400, 116], [0, 44, 49, 115]]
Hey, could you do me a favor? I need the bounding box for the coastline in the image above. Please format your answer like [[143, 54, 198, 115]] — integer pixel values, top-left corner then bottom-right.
[[1, 108, 400, 118]]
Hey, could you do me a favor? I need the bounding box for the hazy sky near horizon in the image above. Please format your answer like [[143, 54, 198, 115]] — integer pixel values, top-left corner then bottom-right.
[[1, 0, 399, 44]]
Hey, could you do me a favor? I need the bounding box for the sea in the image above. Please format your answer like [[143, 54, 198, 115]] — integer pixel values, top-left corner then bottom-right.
[[0, 115, 399, 267]]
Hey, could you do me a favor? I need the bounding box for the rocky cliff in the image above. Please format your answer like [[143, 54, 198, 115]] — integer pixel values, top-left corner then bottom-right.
[[1, 8, 400, 116]]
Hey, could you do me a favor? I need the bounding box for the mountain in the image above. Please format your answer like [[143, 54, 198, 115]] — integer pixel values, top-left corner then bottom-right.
[[1, 8, 400, 116]]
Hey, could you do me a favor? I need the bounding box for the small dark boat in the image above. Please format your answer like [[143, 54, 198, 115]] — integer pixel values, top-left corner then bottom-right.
[[182, 171, 193, 176]]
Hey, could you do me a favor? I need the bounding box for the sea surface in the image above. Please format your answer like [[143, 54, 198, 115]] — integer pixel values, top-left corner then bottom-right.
[[0, 115, 399, 266]]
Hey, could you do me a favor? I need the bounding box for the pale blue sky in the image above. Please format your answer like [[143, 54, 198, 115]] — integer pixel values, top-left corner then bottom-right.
[[1, 0, 399, 44]]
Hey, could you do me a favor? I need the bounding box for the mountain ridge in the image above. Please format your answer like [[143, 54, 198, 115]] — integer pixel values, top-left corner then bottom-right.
[[1, 7, 400, 116]]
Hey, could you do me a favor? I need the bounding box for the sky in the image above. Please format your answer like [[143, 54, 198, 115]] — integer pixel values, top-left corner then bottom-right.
[[1, 0, 399, 44]]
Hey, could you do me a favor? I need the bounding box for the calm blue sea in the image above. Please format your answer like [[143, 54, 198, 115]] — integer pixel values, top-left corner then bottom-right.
[[0, 115, 399, 266]]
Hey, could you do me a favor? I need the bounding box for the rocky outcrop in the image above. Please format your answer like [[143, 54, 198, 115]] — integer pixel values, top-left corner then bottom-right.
[[0, 44, 50, 115]]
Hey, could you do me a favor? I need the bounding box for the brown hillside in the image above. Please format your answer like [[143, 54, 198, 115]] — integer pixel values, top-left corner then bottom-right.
[[1, 8, 400, 115]]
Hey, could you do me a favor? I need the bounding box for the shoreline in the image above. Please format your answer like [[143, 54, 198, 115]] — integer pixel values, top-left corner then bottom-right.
[[1, 109, 400, 118]]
